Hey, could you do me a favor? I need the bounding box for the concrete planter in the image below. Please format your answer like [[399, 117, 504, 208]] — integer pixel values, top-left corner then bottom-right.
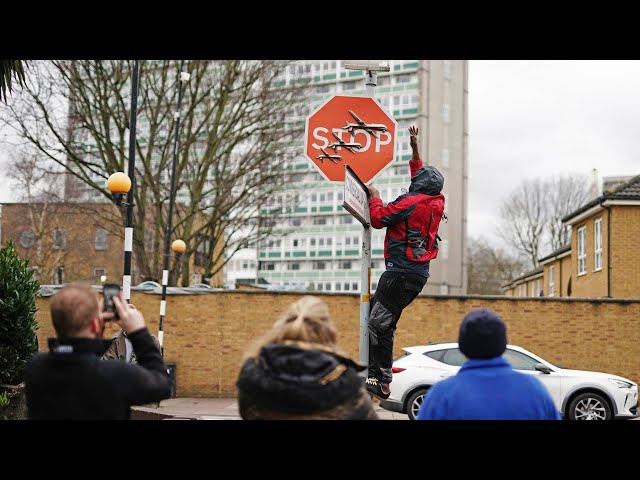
[[0, 383, 28, 420]]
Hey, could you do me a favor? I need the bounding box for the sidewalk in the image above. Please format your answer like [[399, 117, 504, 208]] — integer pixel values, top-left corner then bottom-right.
[[131, 397, 408, 420]]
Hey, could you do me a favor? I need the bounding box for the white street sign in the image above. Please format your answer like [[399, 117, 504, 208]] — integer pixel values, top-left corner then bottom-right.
[[343, 165, 370, 227]]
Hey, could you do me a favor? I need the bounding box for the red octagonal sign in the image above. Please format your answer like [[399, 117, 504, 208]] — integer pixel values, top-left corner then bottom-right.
[[304, 95, 397, 184]]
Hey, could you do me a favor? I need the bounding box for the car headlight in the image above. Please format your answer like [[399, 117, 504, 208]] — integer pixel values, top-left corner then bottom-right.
[[609, 378, 634, 389]]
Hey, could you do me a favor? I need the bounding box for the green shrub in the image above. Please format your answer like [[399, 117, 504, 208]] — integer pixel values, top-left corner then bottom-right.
[[0, 241, 40, 385]]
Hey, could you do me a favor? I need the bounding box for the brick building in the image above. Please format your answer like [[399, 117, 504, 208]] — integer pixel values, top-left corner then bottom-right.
[[503, 174, 640, 298], [0, 202, 124, 284]]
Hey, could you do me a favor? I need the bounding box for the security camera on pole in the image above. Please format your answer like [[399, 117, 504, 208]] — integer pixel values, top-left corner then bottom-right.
[[303, 60, 395, 375]]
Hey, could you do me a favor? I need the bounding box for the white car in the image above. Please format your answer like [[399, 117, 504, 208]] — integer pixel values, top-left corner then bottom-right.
[[380, 342, 639, 420]]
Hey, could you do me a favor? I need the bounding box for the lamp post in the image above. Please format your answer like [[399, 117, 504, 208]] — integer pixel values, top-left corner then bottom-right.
[[107, 171, 133, 292], [122, 60, 140, 303], [158, 239, 185, 356], [158, 60, 189, 357]]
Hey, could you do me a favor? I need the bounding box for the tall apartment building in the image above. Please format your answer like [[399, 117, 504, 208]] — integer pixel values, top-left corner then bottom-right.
[[225, 60, 469, 295]]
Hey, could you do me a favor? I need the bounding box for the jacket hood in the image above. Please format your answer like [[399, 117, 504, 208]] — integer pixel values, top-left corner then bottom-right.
[[409, 166, 444, 195], [236, 343, 364, 414]]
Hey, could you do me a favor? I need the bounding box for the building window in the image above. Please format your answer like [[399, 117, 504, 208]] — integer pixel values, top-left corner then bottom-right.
[[352, 282, 358, 291], [289, 262, 300, 270], [549, 265, 555, 297], [20, 230, 35, 249], [52, 266, 65, 285], [443, 60, 451, 80], [440, 239, 449, 260], [342, 80, 357, 91], [535, 279, 542, 297], [195, 236, 210, 267], [314, 262, 326, 270], [335, 283, 341, 291], [53, 228, 65, 250], [92, 268, 106, 285], [594, 217, 602, 271], [577, 225, 587, 275], [441, 148, 450, 168], [95, 228, 108, 251]]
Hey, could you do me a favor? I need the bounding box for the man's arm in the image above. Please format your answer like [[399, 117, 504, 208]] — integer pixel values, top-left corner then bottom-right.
[[409, 125, 420, 161], [111, 295, 172, 404], [368, 191, 418, 229], [408, 125, 424, 177]]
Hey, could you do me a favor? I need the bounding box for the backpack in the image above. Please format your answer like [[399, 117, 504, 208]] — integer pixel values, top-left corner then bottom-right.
[[405, 194, 446, 262]]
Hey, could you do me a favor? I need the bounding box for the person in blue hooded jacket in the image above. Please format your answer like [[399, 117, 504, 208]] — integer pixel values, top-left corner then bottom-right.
[[417, 308, 562, 420]]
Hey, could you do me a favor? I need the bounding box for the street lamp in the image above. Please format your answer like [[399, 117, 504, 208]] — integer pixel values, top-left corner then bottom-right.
[[107, 170, 136, 302], [158, 60, 189, 357], [107, 172, 131, 206], [106, 60, 140, 303], [158, 238, 186, 356]]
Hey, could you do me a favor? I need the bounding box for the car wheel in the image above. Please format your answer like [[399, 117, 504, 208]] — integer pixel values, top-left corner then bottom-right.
[[406, 388, 428, 420], [567, 392, 612, 420]]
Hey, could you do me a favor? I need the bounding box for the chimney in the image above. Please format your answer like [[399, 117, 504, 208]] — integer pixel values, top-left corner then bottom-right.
[[591, 168, 599, 199]]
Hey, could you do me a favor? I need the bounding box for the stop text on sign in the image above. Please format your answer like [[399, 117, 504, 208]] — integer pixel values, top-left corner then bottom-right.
[[311, 127, 392, 153]]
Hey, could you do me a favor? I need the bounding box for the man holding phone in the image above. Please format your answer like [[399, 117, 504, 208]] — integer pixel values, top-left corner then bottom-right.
[[24, 283, 172, 419]]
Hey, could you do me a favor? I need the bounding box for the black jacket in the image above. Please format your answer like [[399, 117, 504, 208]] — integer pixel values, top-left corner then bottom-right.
[[24, 328, 172, 420], [236, 342, 378, 420]]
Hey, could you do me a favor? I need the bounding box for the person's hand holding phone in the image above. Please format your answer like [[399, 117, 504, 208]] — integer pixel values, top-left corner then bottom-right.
[[98, 297, 116, 323], [112, 293, 146, 335]]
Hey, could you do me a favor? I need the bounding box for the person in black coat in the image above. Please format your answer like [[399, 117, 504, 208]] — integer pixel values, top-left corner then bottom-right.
[[24, 283, 172, 420], [236, 296, 378, 420]]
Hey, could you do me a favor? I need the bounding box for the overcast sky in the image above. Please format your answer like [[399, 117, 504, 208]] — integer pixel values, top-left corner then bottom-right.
[[1, 60, 639, 250]]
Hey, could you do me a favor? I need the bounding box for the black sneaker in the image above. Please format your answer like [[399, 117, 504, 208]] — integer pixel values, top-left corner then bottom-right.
[[365, 377, 390, 401]]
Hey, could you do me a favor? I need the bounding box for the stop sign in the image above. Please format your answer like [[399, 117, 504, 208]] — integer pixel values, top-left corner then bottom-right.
[[304, 95, 397, 184]]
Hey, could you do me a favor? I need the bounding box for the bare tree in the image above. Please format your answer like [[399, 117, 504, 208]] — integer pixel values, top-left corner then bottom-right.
[[498, 174, 591, 268], [467, 236, 528, 295], [498, 178, 546, 268], [3, 147, 65, 281], [1, 60, 308, 285], [546, 174, 592, 252]]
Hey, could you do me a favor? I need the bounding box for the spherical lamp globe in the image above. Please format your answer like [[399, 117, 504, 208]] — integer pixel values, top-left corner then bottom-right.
[[107, 172, 132, 194], [171, 239, 186, 254]]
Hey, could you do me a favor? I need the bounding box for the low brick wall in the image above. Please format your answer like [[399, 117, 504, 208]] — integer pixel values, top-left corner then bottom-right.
[[34, 291, 640, 397]]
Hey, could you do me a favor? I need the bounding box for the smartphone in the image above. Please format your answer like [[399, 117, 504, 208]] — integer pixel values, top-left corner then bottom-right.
[[102, 283, 121, 320]]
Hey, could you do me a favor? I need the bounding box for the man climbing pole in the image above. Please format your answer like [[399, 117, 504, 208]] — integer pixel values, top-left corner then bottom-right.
[[365, 125, 446, 400]]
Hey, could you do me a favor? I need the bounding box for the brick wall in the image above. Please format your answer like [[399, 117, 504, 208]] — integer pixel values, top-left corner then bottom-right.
[[612, 206, 640, 298], [35, 291, 640, 397]]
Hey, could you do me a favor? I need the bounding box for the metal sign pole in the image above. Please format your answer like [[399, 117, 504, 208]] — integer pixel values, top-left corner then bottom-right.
[[343, 60, 389, 376], [343, 165, 371, 375], [359, 212, 372, 375]]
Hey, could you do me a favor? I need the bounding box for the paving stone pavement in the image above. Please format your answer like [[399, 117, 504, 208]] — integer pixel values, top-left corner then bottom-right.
[[132, 397, 408, 420]]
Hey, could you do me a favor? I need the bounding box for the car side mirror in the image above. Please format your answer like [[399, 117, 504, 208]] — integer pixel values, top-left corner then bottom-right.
[[535, 363, 551, 374]]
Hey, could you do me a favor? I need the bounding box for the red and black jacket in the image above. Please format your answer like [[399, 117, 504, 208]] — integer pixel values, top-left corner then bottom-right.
[[369, 159, 445, 277]]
